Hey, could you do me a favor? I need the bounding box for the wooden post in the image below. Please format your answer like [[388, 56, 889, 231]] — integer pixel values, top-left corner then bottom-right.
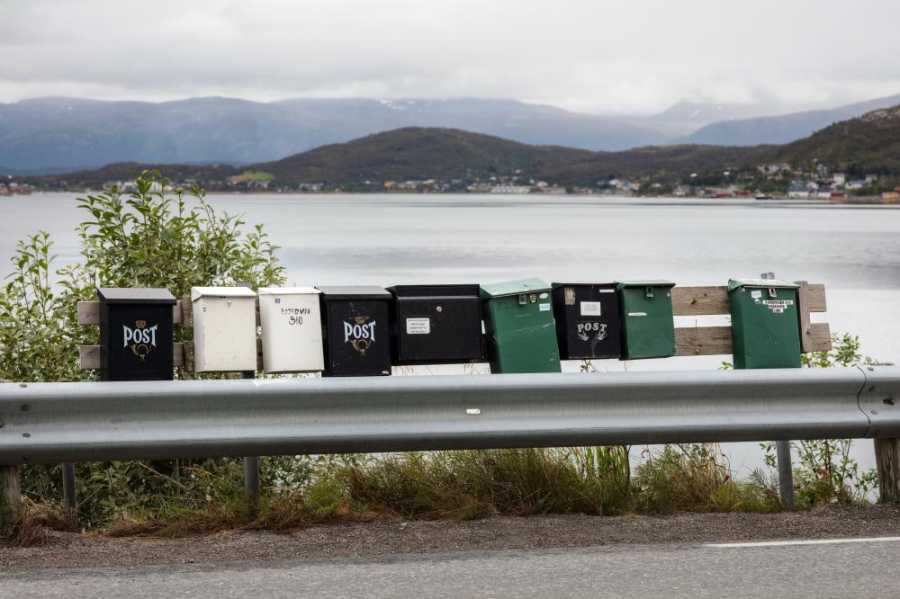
[[1, 465, 23, 535], [875, 438, 900, 503]]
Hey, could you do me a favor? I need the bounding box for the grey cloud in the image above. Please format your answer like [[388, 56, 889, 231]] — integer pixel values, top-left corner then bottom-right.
[[1, 0, 899, 113]]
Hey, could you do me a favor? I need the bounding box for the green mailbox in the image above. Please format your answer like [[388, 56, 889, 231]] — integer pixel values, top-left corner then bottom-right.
[[728, 279, 802, 369], [616, 281, 676, 359], [481, 278, 561, 373]]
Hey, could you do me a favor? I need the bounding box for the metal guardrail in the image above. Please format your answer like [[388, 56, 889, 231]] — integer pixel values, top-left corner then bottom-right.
[[1, 367, 898, 465]]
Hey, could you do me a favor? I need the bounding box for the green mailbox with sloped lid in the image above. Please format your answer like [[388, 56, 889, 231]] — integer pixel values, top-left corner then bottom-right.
[[728, 279, 802, 369], [616, 281, 676, 359], [481, 278, 561, 373]]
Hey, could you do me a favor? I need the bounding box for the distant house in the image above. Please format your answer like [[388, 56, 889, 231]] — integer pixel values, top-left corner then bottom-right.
[[788, 181, 811, 199]]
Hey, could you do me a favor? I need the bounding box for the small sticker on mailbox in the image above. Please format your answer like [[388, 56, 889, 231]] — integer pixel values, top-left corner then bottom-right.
[[539, 303, 551, 312], [580, 301, 603, 316], [406, 317, 431, 335]]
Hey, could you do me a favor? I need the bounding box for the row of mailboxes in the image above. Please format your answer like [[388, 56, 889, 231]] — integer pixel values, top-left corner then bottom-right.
[[95, 278, 804, 380]]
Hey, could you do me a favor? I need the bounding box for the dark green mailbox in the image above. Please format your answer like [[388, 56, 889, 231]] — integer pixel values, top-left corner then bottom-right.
[[481, 278, 561, 373], [616, 281, 676, 360], [728, 279, 802, 369]]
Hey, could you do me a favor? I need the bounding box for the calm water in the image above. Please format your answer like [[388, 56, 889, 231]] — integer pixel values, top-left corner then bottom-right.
[[4, 192, 900, 475]]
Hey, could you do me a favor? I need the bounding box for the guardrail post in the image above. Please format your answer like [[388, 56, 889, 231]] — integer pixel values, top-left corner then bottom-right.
[[241, 371, 260, 514], [875, 438, 900, 503], [776, 441, 795, 509], [62, 463, 77, 513], [1, 465, 23, 535]]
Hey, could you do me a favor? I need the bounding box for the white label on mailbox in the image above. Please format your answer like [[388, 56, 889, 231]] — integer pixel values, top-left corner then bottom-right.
[[580, 301, 603, 316], [406, 317, 431, 335], [628, 312, 648, 317], [539, 303, 551, 312], [751, 290, 762, 299]]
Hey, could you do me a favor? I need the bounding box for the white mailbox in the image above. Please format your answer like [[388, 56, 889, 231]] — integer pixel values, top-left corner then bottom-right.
[[191, 287, 257, 372], [258, 287, 324, 373]]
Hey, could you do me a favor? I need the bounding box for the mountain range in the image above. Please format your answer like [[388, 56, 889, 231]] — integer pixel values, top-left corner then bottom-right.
[[28, 101, 900, 189], [686, 93, 900, 146], [3, 93, 900, 173]]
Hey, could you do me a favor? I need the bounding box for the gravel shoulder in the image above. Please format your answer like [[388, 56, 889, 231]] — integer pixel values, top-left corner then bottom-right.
[[3, 504, 900, 573]]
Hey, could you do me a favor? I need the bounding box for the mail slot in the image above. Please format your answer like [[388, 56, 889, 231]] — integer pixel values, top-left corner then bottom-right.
[[98, 287, 176, 381], [319, 286, 392, 377], [191, 287, 257, 372], [616, 281, 676, 360], [728, 279, 802, 369], [551, 283, 622, 360], [389, 284, 484, 364], [481, 278, 561, 373], [258, 287, 324, 373]]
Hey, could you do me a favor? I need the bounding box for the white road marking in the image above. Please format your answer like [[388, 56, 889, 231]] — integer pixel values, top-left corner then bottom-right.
[[705, 536, 900, 549]]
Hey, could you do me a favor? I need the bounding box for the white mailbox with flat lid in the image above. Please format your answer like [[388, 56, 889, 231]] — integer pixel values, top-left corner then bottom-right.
[[191, 287, 257, 372], [258, 287, 324, 373]]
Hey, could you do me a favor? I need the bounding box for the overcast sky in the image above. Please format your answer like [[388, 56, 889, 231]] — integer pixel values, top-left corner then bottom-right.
[[1, 0, 899, 114]]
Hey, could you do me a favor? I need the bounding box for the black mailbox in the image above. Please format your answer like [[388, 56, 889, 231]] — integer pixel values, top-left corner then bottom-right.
[[551, 283, 622, 360], [319, 286, 392, 377], [98, 287, 176, 381], [389, 284, 484, 364]]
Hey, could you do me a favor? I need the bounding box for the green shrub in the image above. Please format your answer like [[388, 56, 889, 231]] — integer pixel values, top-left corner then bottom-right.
[[1, 173, 285, 527]]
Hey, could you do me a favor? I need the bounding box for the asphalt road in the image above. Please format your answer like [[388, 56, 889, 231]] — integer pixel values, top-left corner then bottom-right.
[[3, 537, 898, 598]]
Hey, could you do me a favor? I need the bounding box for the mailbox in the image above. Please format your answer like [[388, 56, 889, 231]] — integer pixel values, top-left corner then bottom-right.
[[258, 287, 324, 373], [551, 283, 622, 360], [616, 281, 676, 360], [191, 287, 257, 372], [318, 286, 392, 377], [728, 279, 802, 369], [98, 287, 176, 381], [481, 278, 561, 373], [389, 284, 484, 364]]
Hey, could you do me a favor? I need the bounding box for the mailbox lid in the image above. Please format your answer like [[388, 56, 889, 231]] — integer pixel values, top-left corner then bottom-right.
[[727, 279, 799, 291], [616, 280, 675, 360], [480, 278, 550, 298], [389, 284, 483, 364], [728, 279, 802, 369], [258, 286, 321, 296], [390, 284, 480, 299], [318, 286, 392, 301], [551, 283, 622, 360], [258, 288, 324, 373], [191, 286, 256, 302], [98, 287, 176, 305]]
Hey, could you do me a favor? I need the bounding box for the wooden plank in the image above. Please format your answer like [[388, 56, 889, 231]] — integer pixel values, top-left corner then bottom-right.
[[806, 283, 827, 313], [79, 343, 184, 369], [672, 287, 731, 317], [675, 326, 733, 356], [77, 301, 101, 325], [796, 281, 813, 353], [671, 284, 827, 316], [809, 322, 832, 353], [675, 322, 831, 357], [875, 438, 900, 504], [77, 301, 183, 326], [0, 465, 22, 534]]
